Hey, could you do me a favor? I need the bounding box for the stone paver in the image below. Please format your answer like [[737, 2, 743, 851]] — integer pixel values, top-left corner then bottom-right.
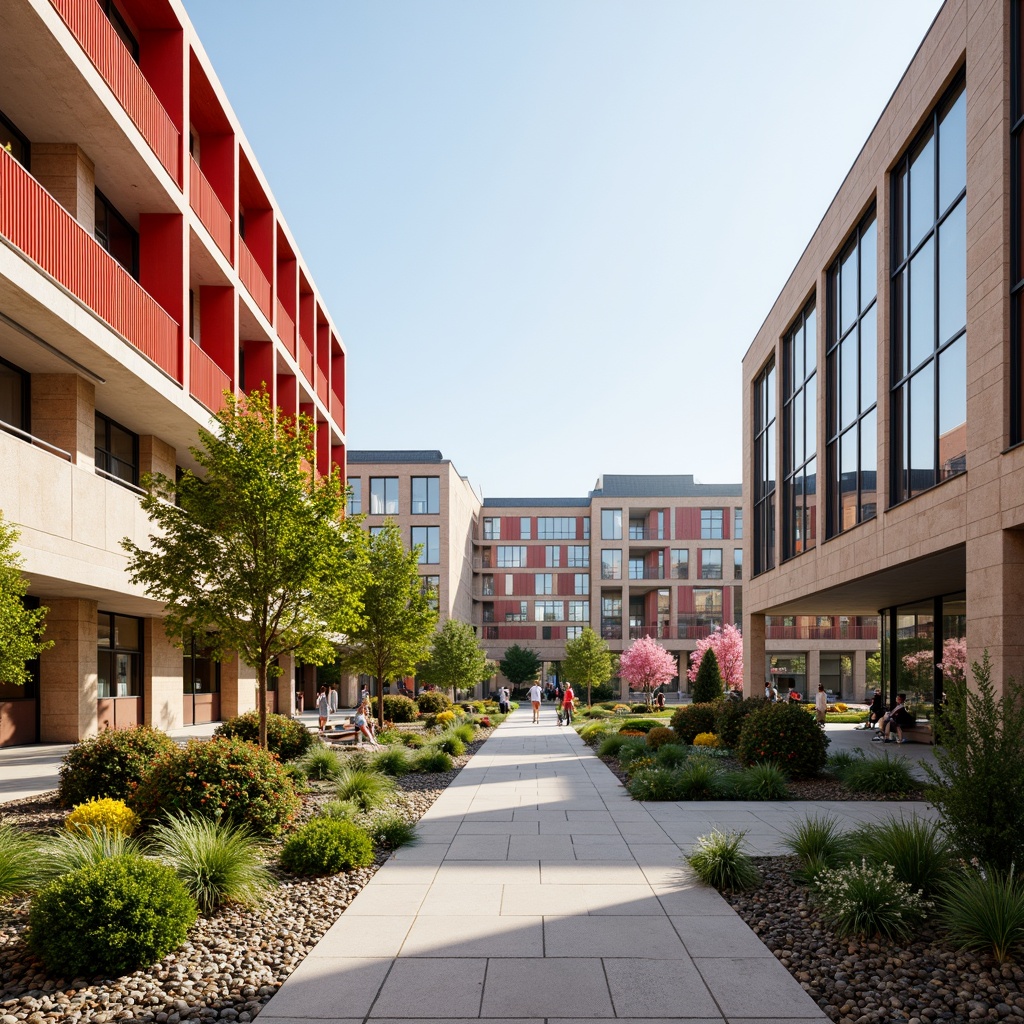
[[261, 707, 940, 1022]]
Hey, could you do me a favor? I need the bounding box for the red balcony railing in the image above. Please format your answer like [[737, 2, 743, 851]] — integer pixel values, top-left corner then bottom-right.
[[276, 299, 296, 356], [765, 624, 880, 641], [299, 341, 313, 383], [188, 156, 231, 260], [330, 390, 345, 432], [50, 0, 179, 181], [238, 238, 272, 320], [315, 366, 328, 405], [0, 148, 179, 376], [189, 340, 231, 413]]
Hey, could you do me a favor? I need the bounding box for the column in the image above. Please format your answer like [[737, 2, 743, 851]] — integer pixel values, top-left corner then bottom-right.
[[144, 618, 182, 732], [31, 375, 95, 467], [31, 144, 95, 230], [38, 598, 97, 742], [806, 648, 821, 697], [277, 654, 296, 717], [220, 653, 257, 720], [967, 529, 1024, 695], [743, 610, 765, 699], [853, 649, 867, 702]]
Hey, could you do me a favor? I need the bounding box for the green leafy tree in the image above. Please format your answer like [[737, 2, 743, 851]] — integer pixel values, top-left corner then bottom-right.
[[499, 644, 542, 691], [0, 512, 52, 685], [562, 627, 614, 707], [419, 618, 492, 701], [123, 389, 368, 749], [340, 521, 438, 729], [691, 647, 724, 703]]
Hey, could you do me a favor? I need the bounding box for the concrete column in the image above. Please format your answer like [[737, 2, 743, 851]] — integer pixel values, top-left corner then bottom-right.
[[743, 611, 766, 698], [853, 649, 867, 702], [967, 528, 1024, 696], [807, 648, 821, 696], [31, 375, 95, 467], [144, 618, 182, 732], [220, 654, 257, 720], [31, 144, 95, 231], [277, 654, 296, 717], [341, 673, 360, 708], [38, 598, 97, 742], [139, 435, 177, 488]]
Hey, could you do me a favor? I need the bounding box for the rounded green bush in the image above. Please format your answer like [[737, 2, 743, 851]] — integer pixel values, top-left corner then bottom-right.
[[646, 726, 679, 750], [655, 743, 689, 769], [736, 701, 828, 778], [370, 695, 419, 723], [715, 697, 769, 750], [416, 691, 453, 714], [215, 711, 314, 762], [369, 745, 413, 777], [413, 748, 453, 773], [616, 738, 652, 768], [431, 732, 465, 757], [28, 854, 197, 976], [670, 703, 719, 745], [280, 819, 374, 876], [129, 737, 300, 837], [401, 733, 427, 749], [597, 733, 631, 757], [58, 726, 176, 808], [618, 719, 661, 734]]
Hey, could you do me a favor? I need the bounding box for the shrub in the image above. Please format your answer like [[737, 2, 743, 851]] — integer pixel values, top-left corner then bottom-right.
[[924, 652, 1024, 872], [416, 691, 453, 714], [370, 695, 418, 723], [674, 757, 726, 799], [630, 703, 651, 713], [842, 752, 918, 796], [848, 816, 951, 896], [655, 743, 689, 769], [691, 648, 724, 703], [833, 702, 849, 713], [335, 767, 395, 810], [687, 830, 760, 891], [65, 798, 140, 837], [430, 732, 465, 757], [715, 696, 769, 750], [369, 745, 413, 777], [365, 813, 420, 850], [294, 746, 345, 782], [939, 867, 1024, 962], [612, 703, 632, 714], [147, 814, 273, 913], [825, 749, 866, 779], [617, 738, 653, 768], [670, 703, 719, 744], [413, 748, 453, 773], [215, 711, 314, 762], [433, 711, 457, 729], [579, 721, 614, 744], [645, 726, 678, 750], [782, 814, 856, 884], [693, 732, 721, 748], [725, 761, 790, 801], [401, 733, 427, 749], [581, 707, 614, 719], [129, 737, 300, 837], [320, 799, 360, 821], [451, 723, 476, 743], [0, 824, 41, 898], [58, 726, 176, 807], [627, 767, 691, 800], [280, 819, 374, 875], [623, 755, 657, 777], [813, 860, 932, 942], [619, 719, 661, 734], [736, 701, 828, 778], [38, 828, 143, 883], [28, 854, 197, 976]]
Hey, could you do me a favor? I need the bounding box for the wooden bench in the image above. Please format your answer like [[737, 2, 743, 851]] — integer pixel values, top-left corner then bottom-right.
[[901, 721, 934, 744], [323, 722, 359, 745]]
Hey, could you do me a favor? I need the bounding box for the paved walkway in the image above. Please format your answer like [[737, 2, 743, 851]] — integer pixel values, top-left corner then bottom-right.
[[261, 708, 937, 1023]]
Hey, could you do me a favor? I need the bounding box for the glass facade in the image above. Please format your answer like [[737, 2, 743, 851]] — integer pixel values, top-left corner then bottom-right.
[[753, 359, 776, 575], [97, 612, 141, 698], [783, 301, 818, 556], [95, 412, 138, 486]]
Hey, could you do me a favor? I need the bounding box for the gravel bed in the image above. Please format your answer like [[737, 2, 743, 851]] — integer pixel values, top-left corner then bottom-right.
[[726, 856, 1024, 1023], [0, 736, 484, 1023]]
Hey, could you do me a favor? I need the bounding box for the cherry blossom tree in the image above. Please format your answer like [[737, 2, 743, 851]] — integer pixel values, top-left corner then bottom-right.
[[687, 624, 744, 691], [619, 636, 678, 707], [903, 637, 968, 683]]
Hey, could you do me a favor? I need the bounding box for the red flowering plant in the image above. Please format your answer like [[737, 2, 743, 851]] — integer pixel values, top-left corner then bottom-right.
[[735, 701, 827, 778]]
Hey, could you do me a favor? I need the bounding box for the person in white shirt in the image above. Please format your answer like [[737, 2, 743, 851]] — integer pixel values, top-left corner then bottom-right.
[[815, 683, 828, 728], [528, 682, 543, 723]]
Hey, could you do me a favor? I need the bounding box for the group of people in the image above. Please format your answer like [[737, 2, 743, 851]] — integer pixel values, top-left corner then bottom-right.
[[527, 681, 576, 724], [862, 689, 915, 743], [315, 685, 380, 746]]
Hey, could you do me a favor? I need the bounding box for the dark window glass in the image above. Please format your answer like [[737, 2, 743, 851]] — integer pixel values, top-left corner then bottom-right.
[[0, 109, 29, 169], [0, 356, 29, 436], [411, 526, 440, 564], [101, 0, 139, 62], [95, 412, 138, 487], [753, 358, 776, 575], [891, 75, 966, 501], [783, 301, 817, 558], [347, 477, 362, 515], [97, 612, 142, 698], [94, 189, 139, 279], [183, 637, 220, 694]]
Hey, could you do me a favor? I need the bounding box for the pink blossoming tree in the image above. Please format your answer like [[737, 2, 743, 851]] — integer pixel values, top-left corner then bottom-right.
[[618, 636, 678, 707], [902, 636, 968, 684], [687, 624, 744, 691]]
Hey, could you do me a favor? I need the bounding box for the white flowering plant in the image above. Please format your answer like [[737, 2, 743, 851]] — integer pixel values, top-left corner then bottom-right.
[[814, 859, 933, 942]]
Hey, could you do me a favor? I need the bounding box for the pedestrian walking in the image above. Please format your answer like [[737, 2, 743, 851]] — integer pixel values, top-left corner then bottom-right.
[[562, 683, 575, 726], [316, 685, 330, 734], [528, 681, 543, 723], [815, 683, 827, 728]]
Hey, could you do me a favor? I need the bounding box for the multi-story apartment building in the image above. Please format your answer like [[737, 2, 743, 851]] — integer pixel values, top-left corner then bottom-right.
[[0, 0, 347, 745], [742, 0, 1017, 706]]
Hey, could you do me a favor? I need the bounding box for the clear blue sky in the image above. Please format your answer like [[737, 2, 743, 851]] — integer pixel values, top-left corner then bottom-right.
[[187, 0, 943, 498]]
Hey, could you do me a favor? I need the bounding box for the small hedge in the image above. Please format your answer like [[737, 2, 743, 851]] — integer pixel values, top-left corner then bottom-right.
[[646, 727, 678, 750], [28, 855, 196, 976], [130, 737, 300, 837], [65, 798, 140, 837], [416, 691, 453, 714], [736, 701, 828, 778], [370, 695, 418, 723], [215, 711, 314, 762], [58, 726, 176, 808], [715, 697, 769, 750], [670, 703, 719, 744], [618, 719, 662, 734], [280, 819, 374, 876]]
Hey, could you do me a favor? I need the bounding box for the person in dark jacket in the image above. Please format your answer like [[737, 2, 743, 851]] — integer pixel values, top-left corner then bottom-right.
[[863, 689, 885, 730], [878, 693, 915, 744]]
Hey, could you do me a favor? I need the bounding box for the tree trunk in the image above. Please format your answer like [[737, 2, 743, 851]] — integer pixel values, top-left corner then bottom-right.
[[376, 661, 386, 732], [258, 661, 268, 749]]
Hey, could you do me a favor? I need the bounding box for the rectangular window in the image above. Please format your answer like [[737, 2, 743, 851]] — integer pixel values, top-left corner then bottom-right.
[[628, 558, 645, 580], [693, 587, 723, 620], [826, 209, 878, 536], [370, 477, 399, 515], [411, 525, 440, 564], [753, 359, 776, 575], [601, 508, 622, 540], [628, 518, 647, 541], [521, 517, 532, 539], [671, 549, 689, 579], [0, 109, 30, 169], [734, 508, 744, 540], [567, 545, 589, 567], [601, 596, 622, 639], [505, 574, 513, 595], [369, 525, 385, 537], [535, 600, 564, 621], [0, 356, 30, 436], [482, 603, 494, 623], [485, 626, 498, 640], [700, 549, 723, 580], [566, 626, 583, 640], [783, 300, 819, 556], [734, 549, 743, 579], [497, 546, 527, 568], [101, 0, 139, 62], [411, 477, 439, 515], [346, 477, 361, 516], [481, 574, 494, 596], [568, 600, 589, 621], [537, 517, 576, 539], [545, 545, 560, 567], [95, 411, 138, 487], [483, 517, 501, 540], [891, 76, 966, 502], [601, 549, 622, 580], [97, 611, 142, 698], [535, 573, 553, 595], [582, 517, 590, 540], [574, 573, 589, 595], [1014, 1, 1024, 444], [94, 189, 138, 279], [421, 575, 439, 611], [700, 509, 723, 539], [506, 601, 528, 622]]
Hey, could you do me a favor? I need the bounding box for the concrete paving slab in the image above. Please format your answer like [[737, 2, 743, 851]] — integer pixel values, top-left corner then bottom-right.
[[480, 957, 614, 1018], [458, 820, 541, 835], [543, 915, 686, 958], [446, 834, 511, 859], [603, 957, 719, 1017], [541, 861, 649, 885], [260, 957, 393, 1019], [508, 834, 578, 860], [371, 958, 486, 1018], [434, 860, 540, 885], [671, 913, 775, 957], [583, 884, 665, 915], [402, 914, 544, 957], [418, 882, 504, 916], [308, 916, 414, 958], [344, 884, 429, 916], [654, 884, 736, 916], [694, 957, 830, 1018], [500, 884, 592, 917], [369, 863, 439, 885]]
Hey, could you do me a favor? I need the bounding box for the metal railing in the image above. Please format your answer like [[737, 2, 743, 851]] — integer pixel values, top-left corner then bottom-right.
[[0, 420, 72, 461], [189, 156, 231, 259]]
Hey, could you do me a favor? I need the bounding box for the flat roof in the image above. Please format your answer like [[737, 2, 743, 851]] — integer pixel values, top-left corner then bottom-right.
[[592, 474, 742, 498], [348, 450, 445, 464]]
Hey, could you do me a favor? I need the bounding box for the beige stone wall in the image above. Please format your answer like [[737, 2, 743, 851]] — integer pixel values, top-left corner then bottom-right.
[[220, 654, 257, 720], [38, 598, 97, 742], [144, 618, 183, 732], [30, 144, 95, 231], [31, 374, 95, 468]]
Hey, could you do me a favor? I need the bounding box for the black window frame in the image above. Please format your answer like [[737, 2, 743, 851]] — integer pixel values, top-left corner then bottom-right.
[[101, 0, 140, 63], [783, 298, 820, 558], [700, 509, 723, 540], [1012, 0, 1024, 445], [411, 476, 439, 515], [0, 354, 30, 437], [94, 188, 139, 280], [94, 410, 139, 488], [0, 108, 30, 169], [752, 358, 776, 576]]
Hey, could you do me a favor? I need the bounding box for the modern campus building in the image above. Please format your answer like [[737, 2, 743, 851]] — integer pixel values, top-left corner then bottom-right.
[[742, 0, 1015, 707], [0, 0, 348, 745]]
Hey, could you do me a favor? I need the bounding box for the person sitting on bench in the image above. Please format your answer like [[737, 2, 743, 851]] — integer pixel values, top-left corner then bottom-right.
[[863, 689, 885, 730], [353, 699, 380, 747], [878, 693, 915, 744]]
